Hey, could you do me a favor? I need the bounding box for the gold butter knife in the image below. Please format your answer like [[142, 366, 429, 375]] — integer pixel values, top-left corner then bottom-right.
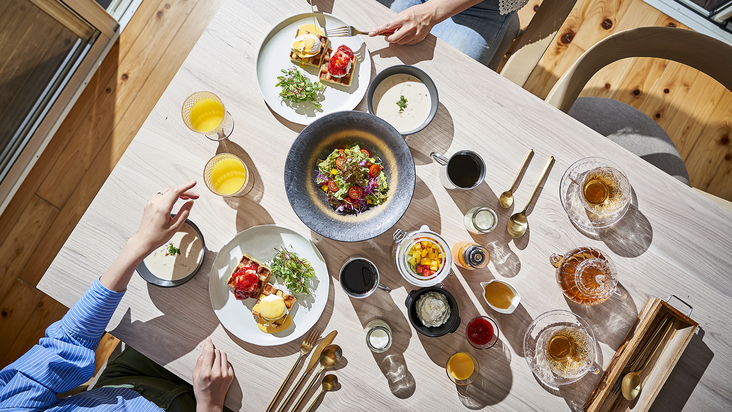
[[276, 330, 337, 412]]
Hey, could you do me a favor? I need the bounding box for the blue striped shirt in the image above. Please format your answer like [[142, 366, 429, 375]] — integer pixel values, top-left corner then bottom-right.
[[0, 279, 163, 411]]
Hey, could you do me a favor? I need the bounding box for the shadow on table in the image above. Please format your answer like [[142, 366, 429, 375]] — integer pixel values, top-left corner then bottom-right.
[[370, 35, 437, 65], [110, 268, 220, 367], [649, 328, 713, 412], [464, 270, 533, 358], [569, 189, 653, 258], [412, 273, 512, 406], [566, 285, 638, 348], [405, 102, 455, 166], [214, 139, 265, 204]]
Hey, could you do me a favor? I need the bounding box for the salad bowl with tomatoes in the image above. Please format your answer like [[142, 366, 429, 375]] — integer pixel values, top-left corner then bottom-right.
[[285, 111, 415, 242]]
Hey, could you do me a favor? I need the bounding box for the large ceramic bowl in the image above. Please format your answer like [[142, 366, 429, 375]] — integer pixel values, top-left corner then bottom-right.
[[285, 111, 416, 242]]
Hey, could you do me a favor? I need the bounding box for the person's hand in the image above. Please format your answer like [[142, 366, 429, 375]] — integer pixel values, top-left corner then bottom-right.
[[193, 337, 235, 412], [369, 3, 436, 45], [129, 180, 200, 257]]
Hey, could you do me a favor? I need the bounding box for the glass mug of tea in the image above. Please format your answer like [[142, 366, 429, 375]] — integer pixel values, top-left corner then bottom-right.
[[549, 247, 627, 305], [571, 159, 630, 217], [523, 310, 599, 387], [339, 257, 391, 299], [430, 150, 485, 190]]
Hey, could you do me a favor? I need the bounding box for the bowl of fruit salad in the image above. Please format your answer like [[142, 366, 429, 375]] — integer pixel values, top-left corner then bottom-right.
[[392, 225, 452, 287]]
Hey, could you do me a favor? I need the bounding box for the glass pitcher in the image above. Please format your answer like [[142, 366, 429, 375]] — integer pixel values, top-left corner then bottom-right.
[[549, 247, 627, 305]]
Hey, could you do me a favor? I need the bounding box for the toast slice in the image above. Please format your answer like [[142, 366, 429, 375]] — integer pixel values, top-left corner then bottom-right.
[[318, 46, 356, 87], [251, 283, 297, 329], [227, 254, 271, 300], [289, 29, 329, 68]]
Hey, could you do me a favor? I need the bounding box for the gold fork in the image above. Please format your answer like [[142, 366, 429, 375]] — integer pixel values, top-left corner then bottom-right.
[[326, 25, 396, 37], [266, 328, 321, 412]]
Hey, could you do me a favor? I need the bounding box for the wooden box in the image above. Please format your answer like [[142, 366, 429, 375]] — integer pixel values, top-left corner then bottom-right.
[[584, 296, 698, 411]]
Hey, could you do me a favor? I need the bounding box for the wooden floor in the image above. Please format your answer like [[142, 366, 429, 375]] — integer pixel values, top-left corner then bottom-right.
[[0, 0, 729, 372]]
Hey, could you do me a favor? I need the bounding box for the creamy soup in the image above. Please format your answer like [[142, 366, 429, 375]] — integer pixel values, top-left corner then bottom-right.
[[373, 74, 431, 133], [143, 222, 204, 281]]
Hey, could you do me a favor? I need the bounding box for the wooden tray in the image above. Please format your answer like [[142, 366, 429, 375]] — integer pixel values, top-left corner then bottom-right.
[[584, 296, 698, 412]]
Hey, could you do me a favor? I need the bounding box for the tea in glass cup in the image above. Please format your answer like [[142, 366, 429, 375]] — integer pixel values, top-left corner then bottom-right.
[[540, 325, 595, 379], [579, 166, 630, 217]]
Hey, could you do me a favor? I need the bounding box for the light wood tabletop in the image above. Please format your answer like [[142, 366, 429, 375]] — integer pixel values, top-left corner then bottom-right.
[[39, 0, 732, 411]]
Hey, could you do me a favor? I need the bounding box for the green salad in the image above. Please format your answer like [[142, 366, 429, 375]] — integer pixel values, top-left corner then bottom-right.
[[315, 145, 388, 214]]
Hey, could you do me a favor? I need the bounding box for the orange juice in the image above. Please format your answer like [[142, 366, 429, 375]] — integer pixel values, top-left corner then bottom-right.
[[447, 352, 474, 381], [210, 157, 247, 195], [189, 98, 224, 133]]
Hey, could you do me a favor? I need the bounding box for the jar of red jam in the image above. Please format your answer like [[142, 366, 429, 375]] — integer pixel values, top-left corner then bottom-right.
[[466, 316, 499, 350]]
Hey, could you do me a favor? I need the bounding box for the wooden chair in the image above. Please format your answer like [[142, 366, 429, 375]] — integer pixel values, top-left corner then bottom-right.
[[499, 0, 578, 84], [545, 26, 732, 186]]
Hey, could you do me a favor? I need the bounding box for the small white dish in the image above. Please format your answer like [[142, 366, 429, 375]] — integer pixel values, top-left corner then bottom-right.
[[480, 280, 521, 314]]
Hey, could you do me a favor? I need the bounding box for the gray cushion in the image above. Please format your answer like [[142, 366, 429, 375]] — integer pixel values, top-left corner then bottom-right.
[[568, 97, 690, 185]]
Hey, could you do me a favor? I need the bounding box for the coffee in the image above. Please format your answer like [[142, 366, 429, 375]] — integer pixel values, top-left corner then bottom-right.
[[340, 258, 378, 297], [447, 153, 482, 188]]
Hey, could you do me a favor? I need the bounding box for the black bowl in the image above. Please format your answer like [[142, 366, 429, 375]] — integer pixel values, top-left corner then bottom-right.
[[136, 217, 207, 287], [285, 111, 416, 242], [367, 65, 439, 135], [405, 286, 461, 337]]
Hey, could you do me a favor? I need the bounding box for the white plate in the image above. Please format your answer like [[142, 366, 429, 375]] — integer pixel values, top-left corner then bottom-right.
[[255, 13, 371, 125], [209, 225, 330, 346]]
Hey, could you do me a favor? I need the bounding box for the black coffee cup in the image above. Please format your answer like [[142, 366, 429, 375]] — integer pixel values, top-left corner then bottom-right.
[[340, 257, 380, 299], [430, 150, 485, 189]]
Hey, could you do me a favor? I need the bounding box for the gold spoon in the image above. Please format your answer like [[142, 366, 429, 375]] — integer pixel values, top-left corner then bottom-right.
[[305, 374, 338, 412], [292, 345, 342, 411], [499, 149, 534, 208], [621, 319, 674, 400], [507, 156, 555, 238]]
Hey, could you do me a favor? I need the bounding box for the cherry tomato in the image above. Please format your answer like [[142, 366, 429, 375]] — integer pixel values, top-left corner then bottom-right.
[[335, 155, 347, 170], [328, 180, 339, 192], [348, 185, 363, 199], [369, 164, 382, 178], [415, 264, 423, 273], [360, 148, 370, 157]]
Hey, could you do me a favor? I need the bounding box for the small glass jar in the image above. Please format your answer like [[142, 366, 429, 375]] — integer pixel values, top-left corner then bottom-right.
[[452, 242, 489, 270], [464, 207, 498, 234], [365, 319, 392, 353]]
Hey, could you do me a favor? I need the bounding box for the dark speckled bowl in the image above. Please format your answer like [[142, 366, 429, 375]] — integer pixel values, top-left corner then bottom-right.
[[285, 111, 416, 242]]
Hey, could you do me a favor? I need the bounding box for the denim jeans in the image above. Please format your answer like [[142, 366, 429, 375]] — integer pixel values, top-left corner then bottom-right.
[[376, 0, 514, 67]]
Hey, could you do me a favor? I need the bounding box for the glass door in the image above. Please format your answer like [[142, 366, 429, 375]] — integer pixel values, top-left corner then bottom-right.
[[0, 0, 121, 212]]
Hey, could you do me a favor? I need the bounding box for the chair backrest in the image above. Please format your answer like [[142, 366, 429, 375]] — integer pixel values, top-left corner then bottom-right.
[[545, 26, 732, 113], [499, 0, 578, 86]]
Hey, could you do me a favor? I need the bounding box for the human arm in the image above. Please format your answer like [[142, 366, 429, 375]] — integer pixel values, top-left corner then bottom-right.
[[369, 0, 486, 45], [0, 181, 199, 408], [193, 337, 235, 412]]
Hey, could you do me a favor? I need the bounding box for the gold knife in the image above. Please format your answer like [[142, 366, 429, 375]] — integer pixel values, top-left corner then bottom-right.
[[276, 330, 337, 412]]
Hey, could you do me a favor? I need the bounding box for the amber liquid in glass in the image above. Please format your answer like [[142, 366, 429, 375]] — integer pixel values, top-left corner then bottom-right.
[[582, 168, 622, 213], [556, 249, 609, 305], [546, 327, 592, 378]]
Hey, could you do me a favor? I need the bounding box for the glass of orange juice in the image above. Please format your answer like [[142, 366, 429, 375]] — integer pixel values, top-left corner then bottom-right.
[[203, 153, 249, 196], [446, 352, 479, 385], [182, 91, 234, 141]]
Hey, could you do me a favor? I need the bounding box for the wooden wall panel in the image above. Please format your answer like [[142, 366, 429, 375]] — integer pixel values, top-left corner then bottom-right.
[[684, 91, 732, 188]]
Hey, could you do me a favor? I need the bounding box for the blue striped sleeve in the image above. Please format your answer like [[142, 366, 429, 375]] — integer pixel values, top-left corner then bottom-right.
[[0, 278, 124, 409]]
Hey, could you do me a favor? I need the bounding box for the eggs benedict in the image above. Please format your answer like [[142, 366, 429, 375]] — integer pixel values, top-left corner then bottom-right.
[[252, 283, 296, 333], [290, 27, 328, 68]]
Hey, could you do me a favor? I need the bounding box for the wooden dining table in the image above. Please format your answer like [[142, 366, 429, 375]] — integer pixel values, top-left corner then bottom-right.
[[38, 0, 732, 410]]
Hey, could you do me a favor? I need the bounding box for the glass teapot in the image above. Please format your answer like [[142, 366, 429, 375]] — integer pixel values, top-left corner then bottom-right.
[[549, 247, 626, 305]]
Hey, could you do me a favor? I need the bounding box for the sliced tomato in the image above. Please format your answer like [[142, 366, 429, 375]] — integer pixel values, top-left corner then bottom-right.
[[335, 155, 347, 170], [348, 185, 363, 199], [328, 180, 339, 192], [369, 164, 382, 178], [360, 148, 370, 158], [422, 268, 431, 276], [328, 45, 354, 76]]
